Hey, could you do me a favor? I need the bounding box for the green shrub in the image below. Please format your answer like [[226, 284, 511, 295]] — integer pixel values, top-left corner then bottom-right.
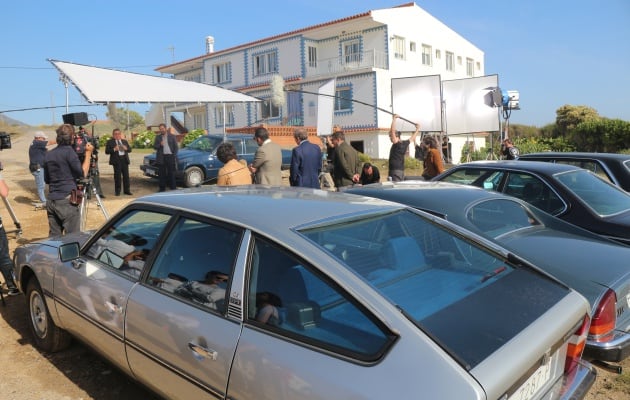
[[132, 130, 156, 149], [182, 129, 205, 147]]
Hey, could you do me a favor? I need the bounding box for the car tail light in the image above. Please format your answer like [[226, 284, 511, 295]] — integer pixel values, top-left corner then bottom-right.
[[565, 314, 590, 373], [589, 289, 617, 341]]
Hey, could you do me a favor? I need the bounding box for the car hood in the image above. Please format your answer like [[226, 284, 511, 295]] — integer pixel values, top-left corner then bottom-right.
[[176, 148, 210, 160], [24, 230, 94, 248], [499, 228, 630, 302]]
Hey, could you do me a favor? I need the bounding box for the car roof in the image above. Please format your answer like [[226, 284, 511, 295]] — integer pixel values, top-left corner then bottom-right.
[[519, 152, 630, 161], [201, 133, 254, 139], [346, 181, 501, 207], [449, 160, 582, 174], [132, 186, 403, 236]]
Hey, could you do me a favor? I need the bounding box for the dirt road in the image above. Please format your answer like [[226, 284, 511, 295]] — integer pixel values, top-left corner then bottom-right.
[[0, 132, 628, 399]]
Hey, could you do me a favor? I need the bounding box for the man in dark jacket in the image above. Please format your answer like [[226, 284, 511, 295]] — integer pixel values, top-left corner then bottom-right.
[[289, 128, 321, 188], [44, 124, 91, 236], [359, 162, 381, 185], [28, 131, 50, 205], [330, 130, 360, 189], [154, 123, 179, 191], [105, 128, 133, 196]]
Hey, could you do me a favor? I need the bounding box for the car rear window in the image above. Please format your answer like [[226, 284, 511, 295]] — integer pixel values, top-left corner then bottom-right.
[[300, 209, 568, 369], [554, 170, 630, 216]]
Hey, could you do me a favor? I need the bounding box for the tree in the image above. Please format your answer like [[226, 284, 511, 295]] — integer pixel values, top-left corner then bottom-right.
[[555, 105, 600, 138], [106, 107, 145, 131]]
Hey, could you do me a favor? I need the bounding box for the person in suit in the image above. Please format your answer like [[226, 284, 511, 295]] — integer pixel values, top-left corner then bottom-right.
[[289, 128, 322, 188], [105, 128, 133, 196], [330, 130, 360, 189], [248, 127, 282, 185], [154, 123, 179, 191]]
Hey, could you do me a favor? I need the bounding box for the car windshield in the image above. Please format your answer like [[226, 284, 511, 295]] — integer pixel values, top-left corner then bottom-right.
[[554, 170, 630, 216], [186, 136, 223, 152], [300, 209, 514, 323]]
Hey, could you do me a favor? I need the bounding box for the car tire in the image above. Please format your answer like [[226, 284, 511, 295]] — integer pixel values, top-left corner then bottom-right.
[[184, 166, 204, 188], [26, 278, 71, 352]]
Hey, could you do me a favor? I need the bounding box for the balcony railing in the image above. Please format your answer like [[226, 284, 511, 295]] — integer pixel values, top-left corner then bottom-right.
[[307, 49, 388, 77]]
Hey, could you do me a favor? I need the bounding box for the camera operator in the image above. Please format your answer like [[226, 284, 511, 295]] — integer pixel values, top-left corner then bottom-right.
[[44, 124, 93, 236], [0, 171, 19, 296], [74, 126, 104, 198]]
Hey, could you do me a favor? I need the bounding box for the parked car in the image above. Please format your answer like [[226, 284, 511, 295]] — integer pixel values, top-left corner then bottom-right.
[[518, 152, 630, 192], [140, 133, 293, 187], [346, 181, 630, 366], [434, 160, 630, 245], [14, 186, 595, 400]]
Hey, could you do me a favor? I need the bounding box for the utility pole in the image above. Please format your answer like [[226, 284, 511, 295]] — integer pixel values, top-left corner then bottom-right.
[[167, 46, 175, 63]]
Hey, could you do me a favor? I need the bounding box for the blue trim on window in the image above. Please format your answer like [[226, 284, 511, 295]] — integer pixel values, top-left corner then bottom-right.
[[334, 83, 353, 116], [251, 48, 279, 77]]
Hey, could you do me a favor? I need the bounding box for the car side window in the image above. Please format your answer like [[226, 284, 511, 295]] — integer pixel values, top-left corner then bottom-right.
[[247, 236, 392, 360], [85, 210, 171, 279], [147, 217, 242, 313], [244, 138, 259, 155], [227, 138, 243, 155], [466, 199, 539, 237], [559, 160, 614, 184], [504, 173, 563, 214]]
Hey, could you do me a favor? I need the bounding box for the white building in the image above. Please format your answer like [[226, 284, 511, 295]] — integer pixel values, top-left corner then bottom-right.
[[156, 2, 487, 162]]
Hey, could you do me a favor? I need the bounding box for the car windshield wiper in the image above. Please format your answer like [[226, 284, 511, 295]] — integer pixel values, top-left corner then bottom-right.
[[480, 266, 507, 283]]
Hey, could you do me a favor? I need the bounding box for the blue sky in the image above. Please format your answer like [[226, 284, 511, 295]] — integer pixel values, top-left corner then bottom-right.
[[1, 0, 628, 128]]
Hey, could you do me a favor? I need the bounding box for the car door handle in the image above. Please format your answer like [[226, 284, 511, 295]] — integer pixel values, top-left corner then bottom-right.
[[188, 342, 218, 361], [104, 301, 123, 314]]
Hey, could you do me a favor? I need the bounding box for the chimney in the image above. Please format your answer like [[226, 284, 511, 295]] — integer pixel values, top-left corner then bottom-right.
[[206, 36, 215, 54]]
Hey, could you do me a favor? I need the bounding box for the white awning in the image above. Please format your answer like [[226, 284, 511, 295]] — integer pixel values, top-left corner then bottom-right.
[[49, 59, 260, 104]]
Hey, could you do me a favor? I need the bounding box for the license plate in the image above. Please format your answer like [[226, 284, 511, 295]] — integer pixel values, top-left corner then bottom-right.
[[146, 169, 157, 176], [509, 361, 551, 400]]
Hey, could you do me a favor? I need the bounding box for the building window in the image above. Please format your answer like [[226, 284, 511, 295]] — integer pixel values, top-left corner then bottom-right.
[[445, 51, 454, 71], [421, 44, 432, 66], [253, 50, 278, 76], [457, 56, 462, 65], [335, 86, 352, 112], [261, 99, 280, 119], [393, 36, 406, 60], [308, 46, 317, 68], [214, 62, 230, 84], [466, 58, 474, 77], [342, 39, 361, 64], [476, 61, 481, 71], [215, 105, 234, 127], [435, 49, 441, 59], [410, 41, 416, 52]]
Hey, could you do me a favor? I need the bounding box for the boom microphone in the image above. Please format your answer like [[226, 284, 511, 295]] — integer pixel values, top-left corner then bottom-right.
[[270, 74, 286, 107]]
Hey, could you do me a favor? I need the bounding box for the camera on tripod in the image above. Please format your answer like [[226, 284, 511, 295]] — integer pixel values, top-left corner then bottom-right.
[[0, 132, 12, 150]]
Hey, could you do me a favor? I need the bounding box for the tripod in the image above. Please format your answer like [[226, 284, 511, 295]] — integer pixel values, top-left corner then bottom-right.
[[1, 196, 22, 238], [78, 170, 109, 232]]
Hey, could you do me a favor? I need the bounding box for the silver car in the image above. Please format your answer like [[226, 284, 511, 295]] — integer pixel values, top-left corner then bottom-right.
[[14, 186, 595, 399]]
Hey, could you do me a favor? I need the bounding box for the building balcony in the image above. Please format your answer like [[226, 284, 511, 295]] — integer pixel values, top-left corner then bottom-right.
[[307, 49, 388, 78]]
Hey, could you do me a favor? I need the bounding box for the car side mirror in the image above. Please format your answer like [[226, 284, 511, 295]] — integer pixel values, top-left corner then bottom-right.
[[59, 242, 81, 262]]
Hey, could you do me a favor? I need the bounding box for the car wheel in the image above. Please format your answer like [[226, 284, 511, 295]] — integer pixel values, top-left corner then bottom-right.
[[184, 166, 204, 188], [26, 279, 71, 352]]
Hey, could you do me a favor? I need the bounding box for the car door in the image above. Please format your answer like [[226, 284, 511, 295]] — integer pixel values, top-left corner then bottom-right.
[[228, 235, 397, 399], [125, 215, 245, 399], [53, 209, 171, 373]]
